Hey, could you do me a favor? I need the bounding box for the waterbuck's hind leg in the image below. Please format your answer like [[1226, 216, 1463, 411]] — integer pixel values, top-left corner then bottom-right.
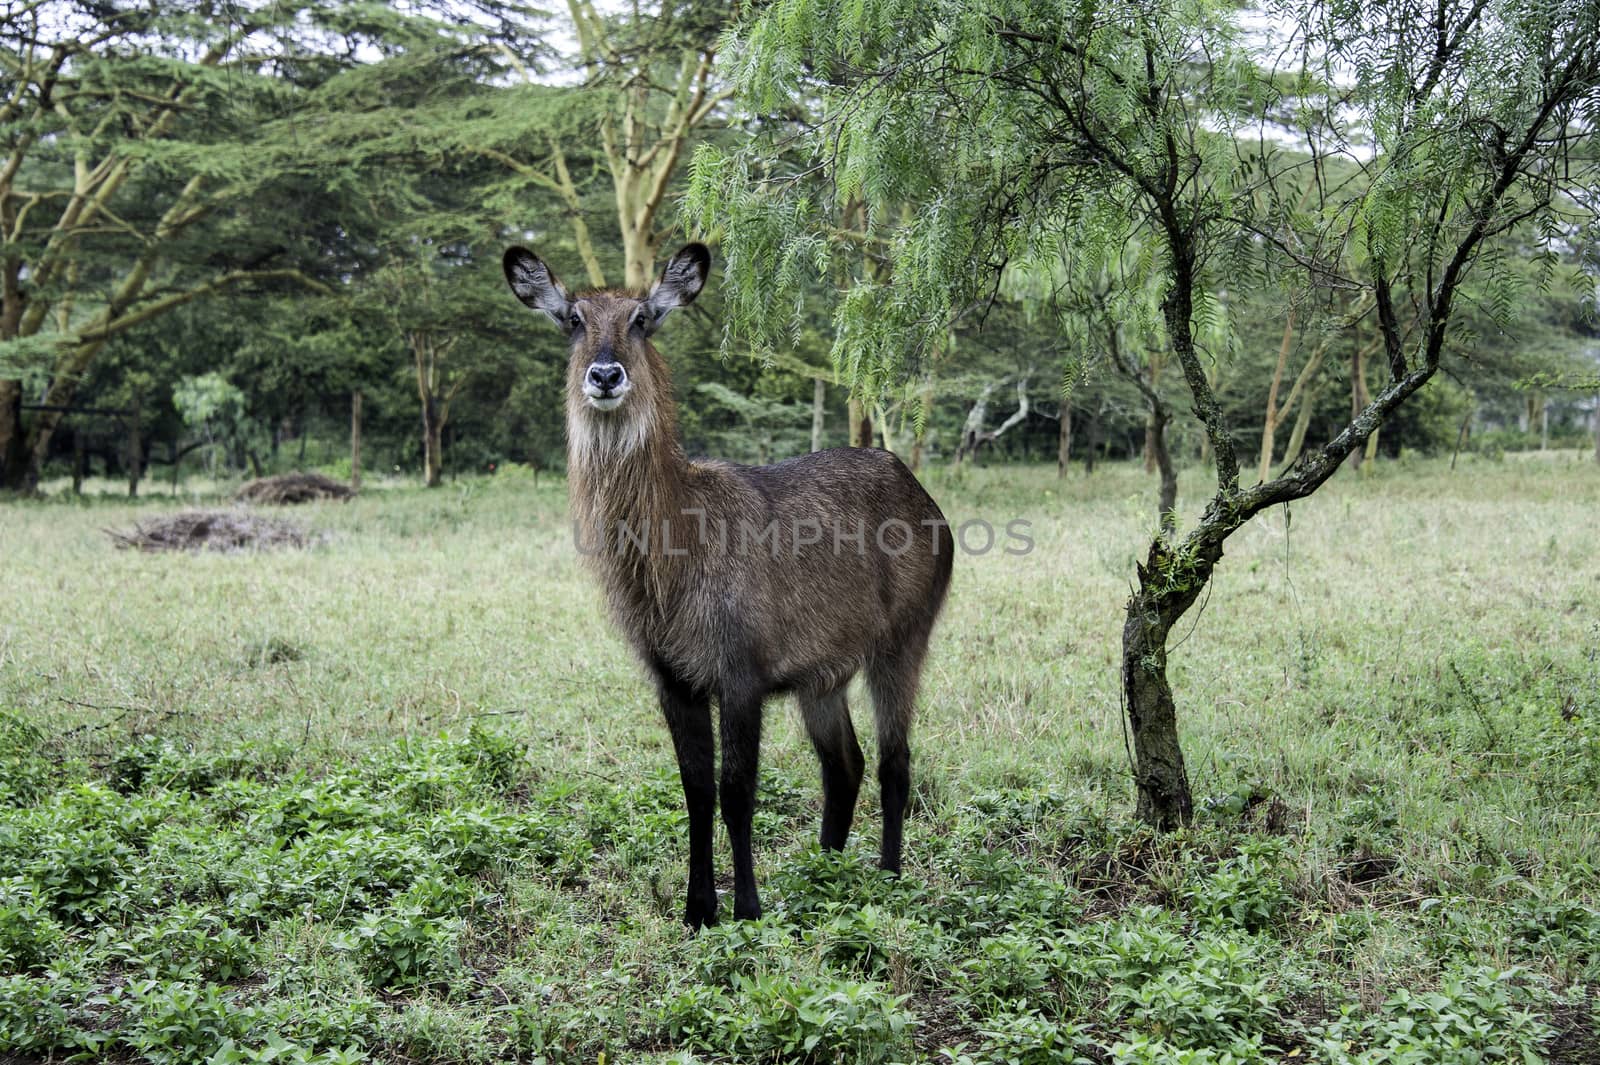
[[654, 661, 718, 929], [718, 685, 766, 921], [866, 641, 930, 875], [799, 686, 864, 851]]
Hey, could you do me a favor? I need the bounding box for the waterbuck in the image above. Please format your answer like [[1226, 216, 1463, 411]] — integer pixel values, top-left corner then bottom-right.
[[503, 242, 953, 928]]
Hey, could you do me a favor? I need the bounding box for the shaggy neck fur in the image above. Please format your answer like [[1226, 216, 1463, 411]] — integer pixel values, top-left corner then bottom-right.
[[566, 360, 693, 619]]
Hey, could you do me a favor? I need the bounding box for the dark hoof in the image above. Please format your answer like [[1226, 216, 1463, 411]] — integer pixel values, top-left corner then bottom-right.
[[733, 894, 763, 921], [684, 889, 719, 931]]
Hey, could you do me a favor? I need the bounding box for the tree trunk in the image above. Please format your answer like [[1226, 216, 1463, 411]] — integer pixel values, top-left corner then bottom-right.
[[126, 397, 141, 499], [351, 390, 363, 490], [1346, 335, 1370, 470], [810, 378, 825, 453], [1259, 310, 1295, 482], [1279, 378, 1320, 470], [1122, 535, 1220, 830], [848, 396, 873, 448], [413, 331, 456, 488], [622, 230, 660, 292], [1451, 408, 1473, 470], [1593, 394, 1599, 464], [1057, 405, 1073, 477], [954, 385, 991, 464], [0, 379, 30, 492], [1538, 393, 1549, 450], [1150, 406, 1177, 533], [1084, 406, 1100, 474], [1142, 354, 1164, 474], [73, 429, 85, 495], [423, 397, 444, 488]]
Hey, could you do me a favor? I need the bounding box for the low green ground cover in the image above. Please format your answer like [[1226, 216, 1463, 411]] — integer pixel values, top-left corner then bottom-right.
[[1, 457, 1597, 1062]]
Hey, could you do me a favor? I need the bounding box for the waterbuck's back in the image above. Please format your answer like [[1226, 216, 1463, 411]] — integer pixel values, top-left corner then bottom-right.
[[670, 446, 952, 694]]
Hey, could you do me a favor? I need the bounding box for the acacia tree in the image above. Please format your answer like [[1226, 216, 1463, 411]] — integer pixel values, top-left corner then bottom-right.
[[692, 0, 1600, 826], [461, 0, 736, 291], [181, 8, 562, 487], [0, 0, 539, 492]]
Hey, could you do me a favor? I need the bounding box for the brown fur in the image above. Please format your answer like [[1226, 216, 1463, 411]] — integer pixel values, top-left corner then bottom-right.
[[505, 244, 953, 927]]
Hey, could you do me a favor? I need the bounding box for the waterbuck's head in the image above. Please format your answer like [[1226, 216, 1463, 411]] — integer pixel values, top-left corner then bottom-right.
[[502, 244, 709, 436]]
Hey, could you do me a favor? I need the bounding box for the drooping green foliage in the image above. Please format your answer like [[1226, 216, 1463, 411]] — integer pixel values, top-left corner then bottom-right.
[[692, 0, 1599, 426], [690, 0, 1272, 396]]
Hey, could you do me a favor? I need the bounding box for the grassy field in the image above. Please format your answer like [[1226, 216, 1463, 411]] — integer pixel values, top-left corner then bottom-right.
[[2, 455, 1598, 1064]]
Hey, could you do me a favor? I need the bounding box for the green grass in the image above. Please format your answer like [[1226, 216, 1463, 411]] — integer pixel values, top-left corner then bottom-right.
[[2, 454, 1598, 1063]]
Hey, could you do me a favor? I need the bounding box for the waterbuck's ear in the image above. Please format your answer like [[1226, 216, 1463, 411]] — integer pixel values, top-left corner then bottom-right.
[[642, 243, 710, 329], [503, 247, 572, 330]]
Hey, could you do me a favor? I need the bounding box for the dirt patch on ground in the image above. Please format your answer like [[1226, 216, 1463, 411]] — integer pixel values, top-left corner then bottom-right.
[[107, 509, 315, 552], [234, 471, 354, 505]]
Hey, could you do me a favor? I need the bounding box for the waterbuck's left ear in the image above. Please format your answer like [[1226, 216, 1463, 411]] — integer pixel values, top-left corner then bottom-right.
[[642, 243, 710, 328]]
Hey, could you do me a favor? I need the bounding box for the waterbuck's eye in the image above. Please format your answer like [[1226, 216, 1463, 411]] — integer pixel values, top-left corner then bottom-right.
[[567, 311, 582, 331]]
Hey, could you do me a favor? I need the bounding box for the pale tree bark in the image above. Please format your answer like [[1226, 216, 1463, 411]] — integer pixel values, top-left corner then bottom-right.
[[1258, 309, 1296, 482], [1346, 326, 1373, 471], [1263, 296, 1372, 478], [810, 378, 826, 452], [493, 7, 731, 288], [848, 396, 873, 448], [955, 377, 1031, 464], [1278, 377, 1320, 470], [566, 0, 735, 289], [412, 332, 464, 488], [953, 383, 991, 464]]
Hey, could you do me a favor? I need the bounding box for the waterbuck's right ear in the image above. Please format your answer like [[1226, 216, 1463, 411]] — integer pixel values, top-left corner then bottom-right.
[[503, 247, 572, 330]]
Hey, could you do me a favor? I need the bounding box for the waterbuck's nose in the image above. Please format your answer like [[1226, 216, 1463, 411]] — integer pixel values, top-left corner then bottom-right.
[[587, 363, 625, 393]]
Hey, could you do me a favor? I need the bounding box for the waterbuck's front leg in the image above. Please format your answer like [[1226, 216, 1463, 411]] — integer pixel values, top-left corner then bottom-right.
[[654, 662, 717, 929], [718, 683, 765, 921]]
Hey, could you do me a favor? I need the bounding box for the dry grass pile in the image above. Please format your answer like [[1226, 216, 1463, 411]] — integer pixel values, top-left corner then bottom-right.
[[234, 471, 354, 505], [107, 509, 314, 552]]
